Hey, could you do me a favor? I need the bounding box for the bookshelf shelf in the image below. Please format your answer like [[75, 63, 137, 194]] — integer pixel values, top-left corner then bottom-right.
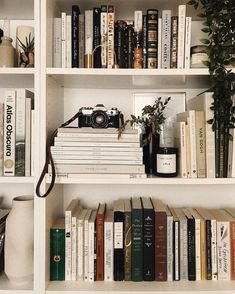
[[0, 68, 35, 75], [0, 177, 35, 184], [0, 273, 33, 293], [46, 68, 211, 89], [47, 175, 235, 185], [46, 280, 235, 293]]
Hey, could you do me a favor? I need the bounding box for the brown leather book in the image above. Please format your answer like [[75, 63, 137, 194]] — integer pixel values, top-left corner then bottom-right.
[[152, 199, 167, 281], [96, 203, 106, 281]]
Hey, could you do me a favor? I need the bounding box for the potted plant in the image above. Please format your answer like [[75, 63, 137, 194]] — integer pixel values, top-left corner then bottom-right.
[[188, 0, 235, 177], [118, 97, 171, 174]]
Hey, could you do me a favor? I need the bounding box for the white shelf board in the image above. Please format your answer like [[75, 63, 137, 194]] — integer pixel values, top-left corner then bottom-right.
[[46, 175, 235, 185], [0, 68, 35, 75], [46, 280, 235, 293], [0, 177, 34, 184], [46, 68, 211, 89], [0, 273, 33, 293]]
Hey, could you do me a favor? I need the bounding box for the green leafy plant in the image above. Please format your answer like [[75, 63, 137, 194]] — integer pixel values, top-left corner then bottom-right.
[[188, 0, 235, 177], [17, 33, 34, 53], [118, 97, 171, 145]]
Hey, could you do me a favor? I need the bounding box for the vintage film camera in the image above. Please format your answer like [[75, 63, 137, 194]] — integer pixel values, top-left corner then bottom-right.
[[78, 104, 124, 128]]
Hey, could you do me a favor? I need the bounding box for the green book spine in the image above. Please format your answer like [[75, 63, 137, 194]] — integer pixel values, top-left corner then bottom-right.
[[131, 208, 143, 281], [50, 227, 65, 281]]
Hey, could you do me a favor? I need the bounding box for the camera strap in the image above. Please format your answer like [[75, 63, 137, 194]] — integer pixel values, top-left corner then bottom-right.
[[35, 112, 81, 198]]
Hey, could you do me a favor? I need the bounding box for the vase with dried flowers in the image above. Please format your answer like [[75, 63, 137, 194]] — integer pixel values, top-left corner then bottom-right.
[[118, 97, 171, 174]]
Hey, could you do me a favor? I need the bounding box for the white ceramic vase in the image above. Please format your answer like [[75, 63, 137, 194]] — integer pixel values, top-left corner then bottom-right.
[[4, 196, 34, 284]]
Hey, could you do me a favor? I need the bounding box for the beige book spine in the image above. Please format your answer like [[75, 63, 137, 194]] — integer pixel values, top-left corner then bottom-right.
[[195, 111, 206, 178]]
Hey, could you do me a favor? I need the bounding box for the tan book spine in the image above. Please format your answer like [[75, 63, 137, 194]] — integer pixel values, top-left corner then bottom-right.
[[195, 111, 206, 178], [96, 204, 106, 281]]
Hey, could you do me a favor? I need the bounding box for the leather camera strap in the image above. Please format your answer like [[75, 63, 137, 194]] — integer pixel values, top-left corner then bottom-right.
[[36, 112, 80, 198]]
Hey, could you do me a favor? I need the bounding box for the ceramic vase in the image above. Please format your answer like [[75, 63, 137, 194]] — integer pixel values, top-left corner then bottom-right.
[[4, 196, 34, 284], [0, 37, 15, 67]]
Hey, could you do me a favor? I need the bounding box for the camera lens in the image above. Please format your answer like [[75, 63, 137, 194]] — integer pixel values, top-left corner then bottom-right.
[[91, 110, 109, 128]]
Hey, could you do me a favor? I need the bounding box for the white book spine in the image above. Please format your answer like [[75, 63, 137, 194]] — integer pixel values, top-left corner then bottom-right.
[[61, 12, 67, 68], [107, 6, 114, 69], [217, 221, 231, 280], [51, 150, 142, 157], [184, 17, 191, 69], [52, 154, 142, 161], [88, 219, 95, 281], [25, 98, 32, 177], [51, 146, 142, 152], [54, 159, 143, 165], [167, 215, 173, 281], [211, 219, 218, 280], [4, 90, 16, 176], [53, 18, 62, 67], [101, 6, 108, 68], [54, 141, 140, 147], [77, 219, 84, 280], [195, 219, 201, 281], [189, 111, 197, 178], [174, 222, 180, 280], [57, 132, 139, 139], [180, 219, 188, 280], [104, 220, 113, 281], [0, 104, 3, 176], [85, 10, 93, 56], [157, 18, 162, 69], [84, 213, 90, 281], [30, 109, 34, 176], [71, 215, 77, 281], [161, 10, 171, 69], [65, 210, 72, 280], [66, 15, 72, 68], [177, 5, 186, 69]]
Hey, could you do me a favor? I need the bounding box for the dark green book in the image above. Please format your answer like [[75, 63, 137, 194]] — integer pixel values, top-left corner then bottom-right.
[[131, 197, 143, 281], [50, 218, 65, 281]]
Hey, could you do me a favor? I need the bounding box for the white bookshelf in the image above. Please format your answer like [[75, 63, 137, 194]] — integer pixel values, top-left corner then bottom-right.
[[0, 0, 234, 293]]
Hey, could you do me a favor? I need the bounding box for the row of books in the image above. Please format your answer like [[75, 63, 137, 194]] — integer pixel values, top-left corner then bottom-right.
[[49, 127, 146, 178], [177, 92, 235, 178], [53, 4, 204, 69], [0, 89, 34, 176], [50, 197, 235, 282]]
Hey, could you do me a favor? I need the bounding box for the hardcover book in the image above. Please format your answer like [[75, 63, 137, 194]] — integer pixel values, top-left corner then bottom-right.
[[50, 218, 65, 281], [142, 197, 155, 281], [93, 8, 101, 68], [77, 209, 87, 280], [134, 11, 143, 69], [4, 90, 16, 176], [84, 209, 92, 281], [166, 206, 173, 281], [142, 15, 147, 68], [100, 5, 108, 68], [152, 199, 167, 281], [161, 10, 171, 69], [104, 210, 114, 281], [78, 14, 85, 68], [147, 9, 158, 69], [131, 197, 143, 281], [96, 203, 106, 281], [88, 210, 97, 281], [107, 5, 115, 69], [124, 199, 132, 281], [177, 5, 186, 69], [61, 12, 67, 68], [85, 10, 93, 68], [0, 103, 3, 176], [72, 5, 80, 68], [53, 18, 62, 68], [170, 16, 178, 68], [113, 199, 125, 281], [66, 15, 72, 68]]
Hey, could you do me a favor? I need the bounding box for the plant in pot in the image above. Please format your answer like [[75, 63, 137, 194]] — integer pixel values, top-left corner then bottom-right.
[[118, 97, 171, 174], [17, 33, 34, 68], [188, 0, 235, 178]]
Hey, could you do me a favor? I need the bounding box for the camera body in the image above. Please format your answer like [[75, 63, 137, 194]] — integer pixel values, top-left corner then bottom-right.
[[78, 104, 123, 128]]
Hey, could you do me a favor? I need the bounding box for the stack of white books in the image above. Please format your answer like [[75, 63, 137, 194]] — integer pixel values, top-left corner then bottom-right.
[[48, 127, 146, 178]]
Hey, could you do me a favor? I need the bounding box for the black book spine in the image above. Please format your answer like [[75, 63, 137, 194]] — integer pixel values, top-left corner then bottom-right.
[[142, 15, 148, 69], [187, 218, 196, 281], [93, 8, 101, 68], [205, 220, 212, 280], [114, 21, 126, 68], [114, 211, 124, 281], [72, 5, 80, 68], [143, 208, 155, 281], [170, 16, 178, 68], [126, 24, 134, 68], [147, 9, 158, 69]]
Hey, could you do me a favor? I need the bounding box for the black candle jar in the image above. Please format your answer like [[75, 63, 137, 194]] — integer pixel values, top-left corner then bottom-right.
[[155, 147, 178, 177]]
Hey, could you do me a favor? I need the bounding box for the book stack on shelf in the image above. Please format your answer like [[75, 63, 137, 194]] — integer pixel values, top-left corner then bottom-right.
[[50, 197, 235, 282], [53, 4, 207, 69], [0, 88, 34, 177], [49, 127, 146, 179]]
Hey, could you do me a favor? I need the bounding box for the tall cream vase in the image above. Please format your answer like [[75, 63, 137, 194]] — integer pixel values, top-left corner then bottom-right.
[[4, 196, 34, 284]]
